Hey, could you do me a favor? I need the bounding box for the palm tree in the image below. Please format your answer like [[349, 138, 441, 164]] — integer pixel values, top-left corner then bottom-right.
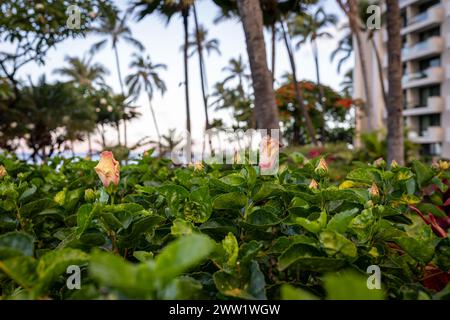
[[188, 5, 220, 135], [222, 55, 250, 98], [290, 8, 337, 114], [53, 55, 109, 156], [290, 8, 337, 143], [330, 30, 353, 73], [235, 0, 279, 130], [125, 53, 167, 153], [280, 18, 318, 145], [53, 55, 109, 89], [386, 0, 404, 165], [90, 6, 144, 148], [132, 0, 195, 135]]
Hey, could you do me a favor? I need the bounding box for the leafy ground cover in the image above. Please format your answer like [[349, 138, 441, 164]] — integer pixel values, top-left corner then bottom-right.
[[0, 151, 449, 300]]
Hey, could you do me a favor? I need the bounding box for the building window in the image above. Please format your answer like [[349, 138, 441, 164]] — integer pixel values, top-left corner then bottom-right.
[[418, 0, 440, 13], [418, 56, 441, 72], [418, 85, 440, 107], [420, 143, 442, 157], [418, 27, 440, 41], [419, 114, 441, 136]]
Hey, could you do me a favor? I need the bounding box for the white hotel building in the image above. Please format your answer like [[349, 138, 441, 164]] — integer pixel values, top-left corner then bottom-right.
[[353, 0, 450, 159]]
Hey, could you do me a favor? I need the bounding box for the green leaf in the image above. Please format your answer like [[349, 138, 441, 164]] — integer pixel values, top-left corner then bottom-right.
[[76, 203, 95, 236], [19, 185, 37, 203], [394, 237, 435, 264], [213, 192, 247, 210], [280, 284, 318, 300], [154, 233, 214, 286], [0, 232, 34, 259], [326, 208, 359, 233], [0, 256, 38, 289], [319, 230, 357, 259], [323, 270, 384, 300], [220, 173, 246, 186], [412, 160, 434, 187], [222, 232, 239, 270], [184, 186, 212, 223], [346, 168, 377, 184], [35, 248, 89, 294], [293, 211, 327, 233], [213, 260, 266, 299]]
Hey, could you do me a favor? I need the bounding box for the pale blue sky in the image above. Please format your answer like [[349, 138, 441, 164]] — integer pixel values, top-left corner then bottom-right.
[[1, 0, 352, 153]]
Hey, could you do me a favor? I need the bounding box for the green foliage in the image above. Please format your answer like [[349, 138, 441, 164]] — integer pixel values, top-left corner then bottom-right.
[[0, 152, 449, 300]]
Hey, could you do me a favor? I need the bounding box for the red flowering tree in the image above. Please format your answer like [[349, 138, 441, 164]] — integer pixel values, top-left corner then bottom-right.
[[275, 80, 354, 144]]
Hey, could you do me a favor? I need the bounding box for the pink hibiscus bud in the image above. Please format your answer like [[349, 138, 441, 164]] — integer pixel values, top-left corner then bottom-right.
[[369, 183, 380, 198], [0, 165, 6, 179], [390, 159, 399, 169], [94, 151, 120, 188], [373, 157, 386, 168], [309, 179, 319, 189], [259, 136, 280, 175], [314, 158, 328, 175]]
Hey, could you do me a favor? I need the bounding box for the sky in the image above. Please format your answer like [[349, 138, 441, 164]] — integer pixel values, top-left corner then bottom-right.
[[1, 0, 353, 154]]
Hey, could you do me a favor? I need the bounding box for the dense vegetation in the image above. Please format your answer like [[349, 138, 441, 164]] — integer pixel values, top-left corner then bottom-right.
[[0, 151, 449, 300]]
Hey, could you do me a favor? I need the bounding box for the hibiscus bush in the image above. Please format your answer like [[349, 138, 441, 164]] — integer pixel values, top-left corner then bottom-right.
[[0, 151, 449, 300]]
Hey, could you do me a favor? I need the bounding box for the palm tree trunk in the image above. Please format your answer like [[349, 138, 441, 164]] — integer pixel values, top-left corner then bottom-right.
[[337, 0, 374, 131], [87, 132, 93, 157], [236, 0, 279, 130], [147, 93, 162, 154], [193, 4, 213, 155], [386, 0, 404, 165], [280, 20, 318, 145], [183, 10, 192, 134], [271, 22, 276, 84], [371, 37, 388, 108], [313, 39, 326, 143], [113, 45, 125, 147]]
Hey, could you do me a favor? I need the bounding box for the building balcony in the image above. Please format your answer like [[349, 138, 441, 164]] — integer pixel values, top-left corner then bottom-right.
[[382, 36, 444, 67], [402, 66, 444, 89], [409, 126, 444, 143], [401, 5, 444, 35], [403, 96, 444, 116]]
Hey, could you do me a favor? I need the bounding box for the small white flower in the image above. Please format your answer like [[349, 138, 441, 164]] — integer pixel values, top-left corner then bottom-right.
[[26, 123, 35, 130], [95, 107, 101, 113], [35, 3, 44, 10], [10, 122, 17, 128], [24, 133, 31, 140], [100, 98, 107, 105], [107, 105, 113, 112]]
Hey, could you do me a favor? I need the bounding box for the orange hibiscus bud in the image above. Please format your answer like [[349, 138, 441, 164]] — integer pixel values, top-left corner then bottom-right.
[[309, 179, 319, 189], [94, 151, 120, 187], [314, 158, 328, 175], [0, 165, 7, 179], [259, 136, 280, 175], [369, 183, 380, 198]]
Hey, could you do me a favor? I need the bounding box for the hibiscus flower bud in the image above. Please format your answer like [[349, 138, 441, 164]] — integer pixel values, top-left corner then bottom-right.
[[0, 165, 7, 179], [439, 160, 449, 171], [259, 136, 280, 174], [373, 157, 386, 168], [94, 151, 120, 188], [390, 160, 399, 169], [309, 179, 319, 189], [314, 157, 328, 175], [369, 183, 380, 198], [189, 161, 204, 171], [84, 188, 96, 203]]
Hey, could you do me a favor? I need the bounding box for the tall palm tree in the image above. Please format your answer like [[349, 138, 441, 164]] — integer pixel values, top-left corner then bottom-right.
[[188, 5, 220, 135], [53, 55, 109, 89], [125, 53, 167, 152], [53, 55, 109, 156], [280, 18, 318, 145], [386, 0, 404, 164], [132, 0, 195, 135], [90, 7, 144, 148], [330, 30, 353, 73], [290, 8, 337, 143], [290, 8, 337, 115], [336, 0, 374, 131], [222, 55, 250, 97]]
